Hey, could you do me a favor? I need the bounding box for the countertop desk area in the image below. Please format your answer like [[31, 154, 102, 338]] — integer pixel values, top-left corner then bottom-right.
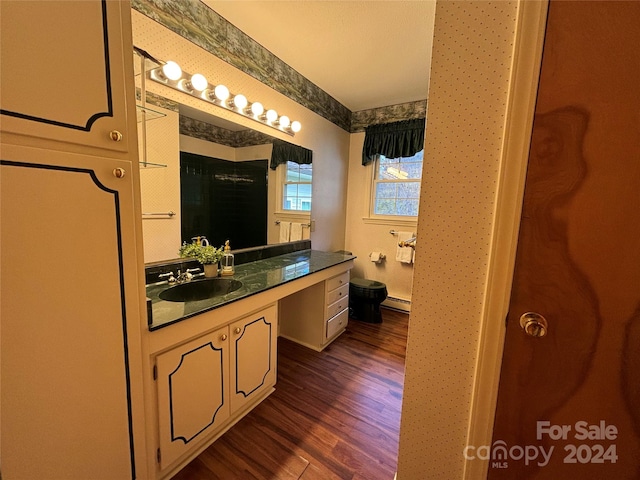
[[144, 249, 355, 478]]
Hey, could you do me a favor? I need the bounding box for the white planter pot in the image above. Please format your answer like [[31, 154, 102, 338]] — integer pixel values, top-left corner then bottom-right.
[[203, 263, 218, 278]]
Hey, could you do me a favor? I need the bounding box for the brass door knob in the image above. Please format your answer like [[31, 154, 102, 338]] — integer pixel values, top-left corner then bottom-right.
[[109, 130, 123, 142], [112, 167, 126, 178], [519, 312, 548, 338], [220, 334, 227, 341], [234, 327, 242, 334]]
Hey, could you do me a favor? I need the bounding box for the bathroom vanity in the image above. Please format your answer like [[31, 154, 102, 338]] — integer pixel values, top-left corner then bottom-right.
[[145, 249, 354, 478]]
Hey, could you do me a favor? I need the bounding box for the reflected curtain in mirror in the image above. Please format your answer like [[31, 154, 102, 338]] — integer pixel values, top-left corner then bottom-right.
[[270, 139, 313, 170]]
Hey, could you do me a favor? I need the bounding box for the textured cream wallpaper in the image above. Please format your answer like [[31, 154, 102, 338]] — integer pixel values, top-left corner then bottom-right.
[[397, 1, 518, 478]]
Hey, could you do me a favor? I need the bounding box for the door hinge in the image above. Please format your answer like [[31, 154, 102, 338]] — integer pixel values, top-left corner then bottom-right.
[[157, 447, 161, 464], [153, 364, 158, 381]]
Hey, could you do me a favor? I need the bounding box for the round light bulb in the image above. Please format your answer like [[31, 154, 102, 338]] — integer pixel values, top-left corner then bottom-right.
[[279, 115, 290, 128], [162, 61, 182, 81], [291, 121, 302, 133], [233, 94, 248, 110], [250, 102, 264, 116], [266, 109, 278, 123], [214, 84, 230, 101], [190, 73, 208, 91]]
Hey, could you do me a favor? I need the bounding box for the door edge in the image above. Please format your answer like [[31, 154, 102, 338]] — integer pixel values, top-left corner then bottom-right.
[[463, 1, 549, 479]]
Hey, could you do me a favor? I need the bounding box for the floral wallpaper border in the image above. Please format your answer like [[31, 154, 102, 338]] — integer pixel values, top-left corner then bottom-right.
[[351, 100, 427, 133], [180, 116, 275, 148], [131, 0, 426, 133]]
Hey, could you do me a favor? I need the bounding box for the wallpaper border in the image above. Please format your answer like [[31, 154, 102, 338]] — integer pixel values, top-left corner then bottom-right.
[[131, 0, 426, 133]]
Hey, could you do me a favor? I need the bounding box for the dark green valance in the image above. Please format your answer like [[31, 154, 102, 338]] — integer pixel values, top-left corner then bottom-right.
[[270, 139, 313, 170], [362, 118, 426, 166]]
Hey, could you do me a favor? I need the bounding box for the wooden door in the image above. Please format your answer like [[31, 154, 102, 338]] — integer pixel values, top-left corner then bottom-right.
[[490, 1, 640, 479]]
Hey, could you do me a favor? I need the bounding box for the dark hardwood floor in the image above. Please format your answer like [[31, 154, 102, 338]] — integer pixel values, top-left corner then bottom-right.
[[173, 307, 409, 480]]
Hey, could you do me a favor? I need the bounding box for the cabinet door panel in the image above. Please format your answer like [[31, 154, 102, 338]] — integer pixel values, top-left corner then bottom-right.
[[0, 0, 133, 155], [0, 149, 142, 479], [156, 328, 230, 470], [230, 305, 277, 414]]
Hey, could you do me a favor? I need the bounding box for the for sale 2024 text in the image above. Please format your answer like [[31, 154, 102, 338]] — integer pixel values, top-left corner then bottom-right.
[[464, 421, 618, 469]]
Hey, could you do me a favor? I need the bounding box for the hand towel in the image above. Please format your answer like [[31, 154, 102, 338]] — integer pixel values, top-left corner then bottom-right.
[[279, 221, 291, 243], [290, 222, 303, 241], [396, 231, 414, 264]]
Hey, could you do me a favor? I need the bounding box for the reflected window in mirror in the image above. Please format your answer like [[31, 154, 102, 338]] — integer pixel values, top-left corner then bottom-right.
[[283, 162, 312, 212]]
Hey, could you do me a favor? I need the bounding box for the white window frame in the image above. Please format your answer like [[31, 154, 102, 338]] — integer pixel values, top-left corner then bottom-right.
[[363, 151, 422, 227], [275, 161, 312, 217]]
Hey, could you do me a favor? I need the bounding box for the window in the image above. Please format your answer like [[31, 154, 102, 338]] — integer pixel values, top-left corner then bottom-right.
[[372, 150, 423, 217], [283, 161, 312, 211]]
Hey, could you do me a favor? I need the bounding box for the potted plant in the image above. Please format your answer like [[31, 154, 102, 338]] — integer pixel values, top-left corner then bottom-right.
[[179, 243, 224, 278]]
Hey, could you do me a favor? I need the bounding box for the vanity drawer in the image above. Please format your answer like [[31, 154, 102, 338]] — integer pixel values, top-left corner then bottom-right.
[[326, 271, 349, 293], [326, 296, 348, 320], [326, 283, 349, 305], [326, 308, 348, 340]]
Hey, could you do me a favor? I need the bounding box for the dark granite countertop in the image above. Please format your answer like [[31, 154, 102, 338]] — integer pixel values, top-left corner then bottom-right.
[[146, 249, 355, 330]]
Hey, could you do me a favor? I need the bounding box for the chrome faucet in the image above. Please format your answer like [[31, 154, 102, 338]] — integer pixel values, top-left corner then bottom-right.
[[176, 268, 201, 283], [158, 271, 176, 284]]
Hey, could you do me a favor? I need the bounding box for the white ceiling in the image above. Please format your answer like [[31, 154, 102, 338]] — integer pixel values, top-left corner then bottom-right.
[[202, 1, 436, 112]]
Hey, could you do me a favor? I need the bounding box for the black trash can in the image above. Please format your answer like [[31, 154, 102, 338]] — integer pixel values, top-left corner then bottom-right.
[[349, 277, 388, 323]]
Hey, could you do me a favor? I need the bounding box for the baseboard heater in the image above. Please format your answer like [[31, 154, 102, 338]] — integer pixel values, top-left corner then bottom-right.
[[382, 296, 411, 312]]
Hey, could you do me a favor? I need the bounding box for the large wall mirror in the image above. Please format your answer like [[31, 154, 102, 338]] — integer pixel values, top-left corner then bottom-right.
[[134, 52, 313, 264]]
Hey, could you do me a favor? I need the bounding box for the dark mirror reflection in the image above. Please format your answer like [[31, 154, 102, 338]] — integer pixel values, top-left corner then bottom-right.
[[180, 152, 268, 250]]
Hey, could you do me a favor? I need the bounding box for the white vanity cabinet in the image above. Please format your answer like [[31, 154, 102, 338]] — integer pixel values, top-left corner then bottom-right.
[[153, 304, 277, 476], [279, 271, 350, 351]]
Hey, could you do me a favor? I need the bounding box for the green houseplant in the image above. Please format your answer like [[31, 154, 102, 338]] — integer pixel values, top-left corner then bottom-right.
[[179, 243, 224, 277]]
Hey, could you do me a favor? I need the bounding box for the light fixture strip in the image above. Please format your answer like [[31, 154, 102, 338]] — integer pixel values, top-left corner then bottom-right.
[[148, 63, 301, 136]]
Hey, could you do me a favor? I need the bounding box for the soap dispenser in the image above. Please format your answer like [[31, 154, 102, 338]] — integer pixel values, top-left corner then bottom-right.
[[221, 240, 235, 276]]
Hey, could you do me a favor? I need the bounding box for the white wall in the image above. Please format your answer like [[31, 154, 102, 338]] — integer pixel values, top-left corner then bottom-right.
[[131, 10, 350, 253], [344, 132, 416, 308]]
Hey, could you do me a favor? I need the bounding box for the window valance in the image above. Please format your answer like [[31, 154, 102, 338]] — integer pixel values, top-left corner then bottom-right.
[[270, 139, 313, 170], [362, 118, 426, 166]]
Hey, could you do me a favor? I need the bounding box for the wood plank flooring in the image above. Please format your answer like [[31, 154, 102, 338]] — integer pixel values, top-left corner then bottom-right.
[[173, 307, 409, 480]]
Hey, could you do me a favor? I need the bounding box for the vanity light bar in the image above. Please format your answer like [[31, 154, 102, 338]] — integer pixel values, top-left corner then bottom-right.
[[148, 61, 301, 136]]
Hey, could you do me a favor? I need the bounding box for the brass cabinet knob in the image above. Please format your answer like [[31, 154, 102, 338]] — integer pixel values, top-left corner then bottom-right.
[[234, 327, 241, 334], [220, 334, 227, 341], [519, 312, 548, 338], [109, 130, 123, 142], [112, 168, 126, 178]]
